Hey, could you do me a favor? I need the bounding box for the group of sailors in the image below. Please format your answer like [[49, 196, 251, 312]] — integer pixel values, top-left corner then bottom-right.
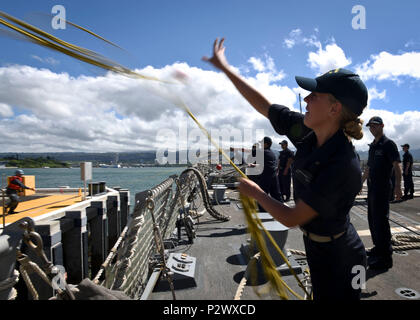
[[203, 36, 414, 300], [235, 125, 415, 211], [236, 137, 295, 204]]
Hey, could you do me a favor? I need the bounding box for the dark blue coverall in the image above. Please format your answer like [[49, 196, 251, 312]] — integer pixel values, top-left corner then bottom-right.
[[367, 135, 401, 261], [402, 151, 414, 198], [278, 148, 294, 201], [257, 147, 283, 212], [268, 104, 366, 300]]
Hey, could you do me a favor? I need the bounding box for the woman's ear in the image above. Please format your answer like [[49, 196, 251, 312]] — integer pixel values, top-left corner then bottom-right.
[[329, 100, 343, 118]]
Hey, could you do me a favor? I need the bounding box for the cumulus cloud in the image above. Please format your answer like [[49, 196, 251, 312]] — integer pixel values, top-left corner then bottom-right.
[[283, 28, 320, 49], [307, 43, 352, 75], [0, 103, 14, 118], [284, 29, 352, 75], [247, 55, 286, 84], [0, 53, 419, 154], [0, 62, 295, 153], [355, 51, 420, 82], [367, 87, 387, 107], [248, 57, 265, 72], [355, 109, 420, 152]]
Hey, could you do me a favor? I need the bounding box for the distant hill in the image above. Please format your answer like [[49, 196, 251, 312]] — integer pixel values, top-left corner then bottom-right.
[[1, 148, 419, 164], [0, 156, 69, 168], [0, 152, 157, 165]]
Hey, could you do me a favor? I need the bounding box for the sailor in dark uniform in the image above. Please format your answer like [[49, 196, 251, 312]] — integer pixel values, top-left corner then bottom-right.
[[401, 143, 414, 200], [277, 140, 294, 202], [362, 117, 402, 270], [255, 137, 283, 209], [204, 38, 368, 300]]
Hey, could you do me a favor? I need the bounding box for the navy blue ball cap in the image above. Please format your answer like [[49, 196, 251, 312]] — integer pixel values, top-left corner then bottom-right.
[[262, 136, 272, 144], [295, 68, 368, 116], [260, 136, 272, 147], [366, 116, 383, 127]]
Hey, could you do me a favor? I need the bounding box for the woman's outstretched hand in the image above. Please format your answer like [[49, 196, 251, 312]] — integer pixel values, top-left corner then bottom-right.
[[202, 38, 271, 117], [202, 38, 229, 71]]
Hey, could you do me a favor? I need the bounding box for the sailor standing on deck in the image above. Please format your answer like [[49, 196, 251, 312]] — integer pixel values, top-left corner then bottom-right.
[[362, 117, 402, 270], [256, 136, 284, 209], [203, 38, 368, 300], [5, 169, 35, 215], [401, 143, 414, 200], [278, 140, 294, 202]]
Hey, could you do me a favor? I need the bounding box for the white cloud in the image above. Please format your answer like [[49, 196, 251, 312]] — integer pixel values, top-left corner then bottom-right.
[[0, 63, 294, 153], [284, 38, 296, 49], [404, 40, 416, 48], [367, 87, 387, 106], [307, 43, 352, 75], [283, 28, 302, 49], [247, 55, 286, 83], [0, 103, 14, 118], [283, 28, 320, 49], [248, 57, 265, 72], [355, 51, 420, 82], [283, 29, 352, 75], [31, 55, 60, 66], [0, 59, 418, 154], [355, 108, 420, 152]]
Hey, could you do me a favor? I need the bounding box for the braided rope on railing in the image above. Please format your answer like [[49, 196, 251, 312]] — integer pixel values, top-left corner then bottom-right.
[[180, 167, 230, 221], [102, 177, 175, 297]]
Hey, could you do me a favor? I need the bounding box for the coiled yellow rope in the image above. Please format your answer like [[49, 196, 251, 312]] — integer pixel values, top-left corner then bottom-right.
[[0, 11, 310, 299]]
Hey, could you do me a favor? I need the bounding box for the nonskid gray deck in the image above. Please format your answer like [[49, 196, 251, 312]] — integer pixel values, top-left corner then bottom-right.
[[150, 182, 420, 301]]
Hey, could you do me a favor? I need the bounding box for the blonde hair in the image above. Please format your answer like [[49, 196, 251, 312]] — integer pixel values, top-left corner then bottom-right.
[[328, 94, 364, 140]]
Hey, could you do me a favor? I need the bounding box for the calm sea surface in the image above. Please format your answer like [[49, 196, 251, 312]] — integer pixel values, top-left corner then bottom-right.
[[0, 167, 187, 209]]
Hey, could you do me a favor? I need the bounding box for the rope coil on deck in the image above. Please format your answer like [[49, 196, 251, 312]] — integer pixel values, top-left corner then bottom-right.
[[392, 233, 420, 251]]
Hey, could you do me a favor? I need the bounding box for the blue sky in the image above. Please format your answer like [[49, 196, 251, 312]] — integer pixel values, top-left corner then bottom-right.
[[0, 0, 419, 153]]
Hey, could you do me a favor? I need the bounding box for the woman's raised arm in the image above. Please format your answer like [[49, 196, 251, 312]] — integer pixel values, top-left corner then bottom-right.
[[202, 38, 272, 117]]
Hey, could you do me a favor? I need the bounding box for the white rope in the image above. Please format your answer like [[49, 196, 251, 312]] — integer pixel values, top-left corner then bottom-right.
[[234, 252, 260, 300], [392, 233, 420, 251], [288, 249, 306, 256], [0, 269, 19, 300]]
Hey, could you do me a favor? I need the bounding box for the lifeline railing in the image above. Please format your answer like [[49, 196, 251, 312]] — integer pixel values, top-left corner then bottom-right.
[[92, 167, 219, 299]]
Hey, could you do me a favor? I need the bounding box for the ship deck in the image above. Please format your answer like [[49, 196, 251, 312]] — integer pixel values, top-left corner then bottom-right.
[[150, 177, 420, 301]]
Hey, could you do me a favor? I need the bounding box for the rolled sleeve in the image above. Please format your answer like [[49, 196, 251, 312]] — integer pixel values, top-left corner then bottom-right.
[[268, 104, 310, 147]]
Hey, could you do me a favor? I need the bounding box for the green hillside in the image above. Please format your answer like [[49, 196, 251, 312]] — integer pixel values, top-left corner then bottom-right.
[[0, 156, 70, 168]]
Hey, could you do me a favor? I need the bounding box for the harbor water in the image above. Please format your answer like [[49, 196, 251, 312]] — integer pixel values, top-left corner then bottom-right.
[[0, 167, 187, 207]]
